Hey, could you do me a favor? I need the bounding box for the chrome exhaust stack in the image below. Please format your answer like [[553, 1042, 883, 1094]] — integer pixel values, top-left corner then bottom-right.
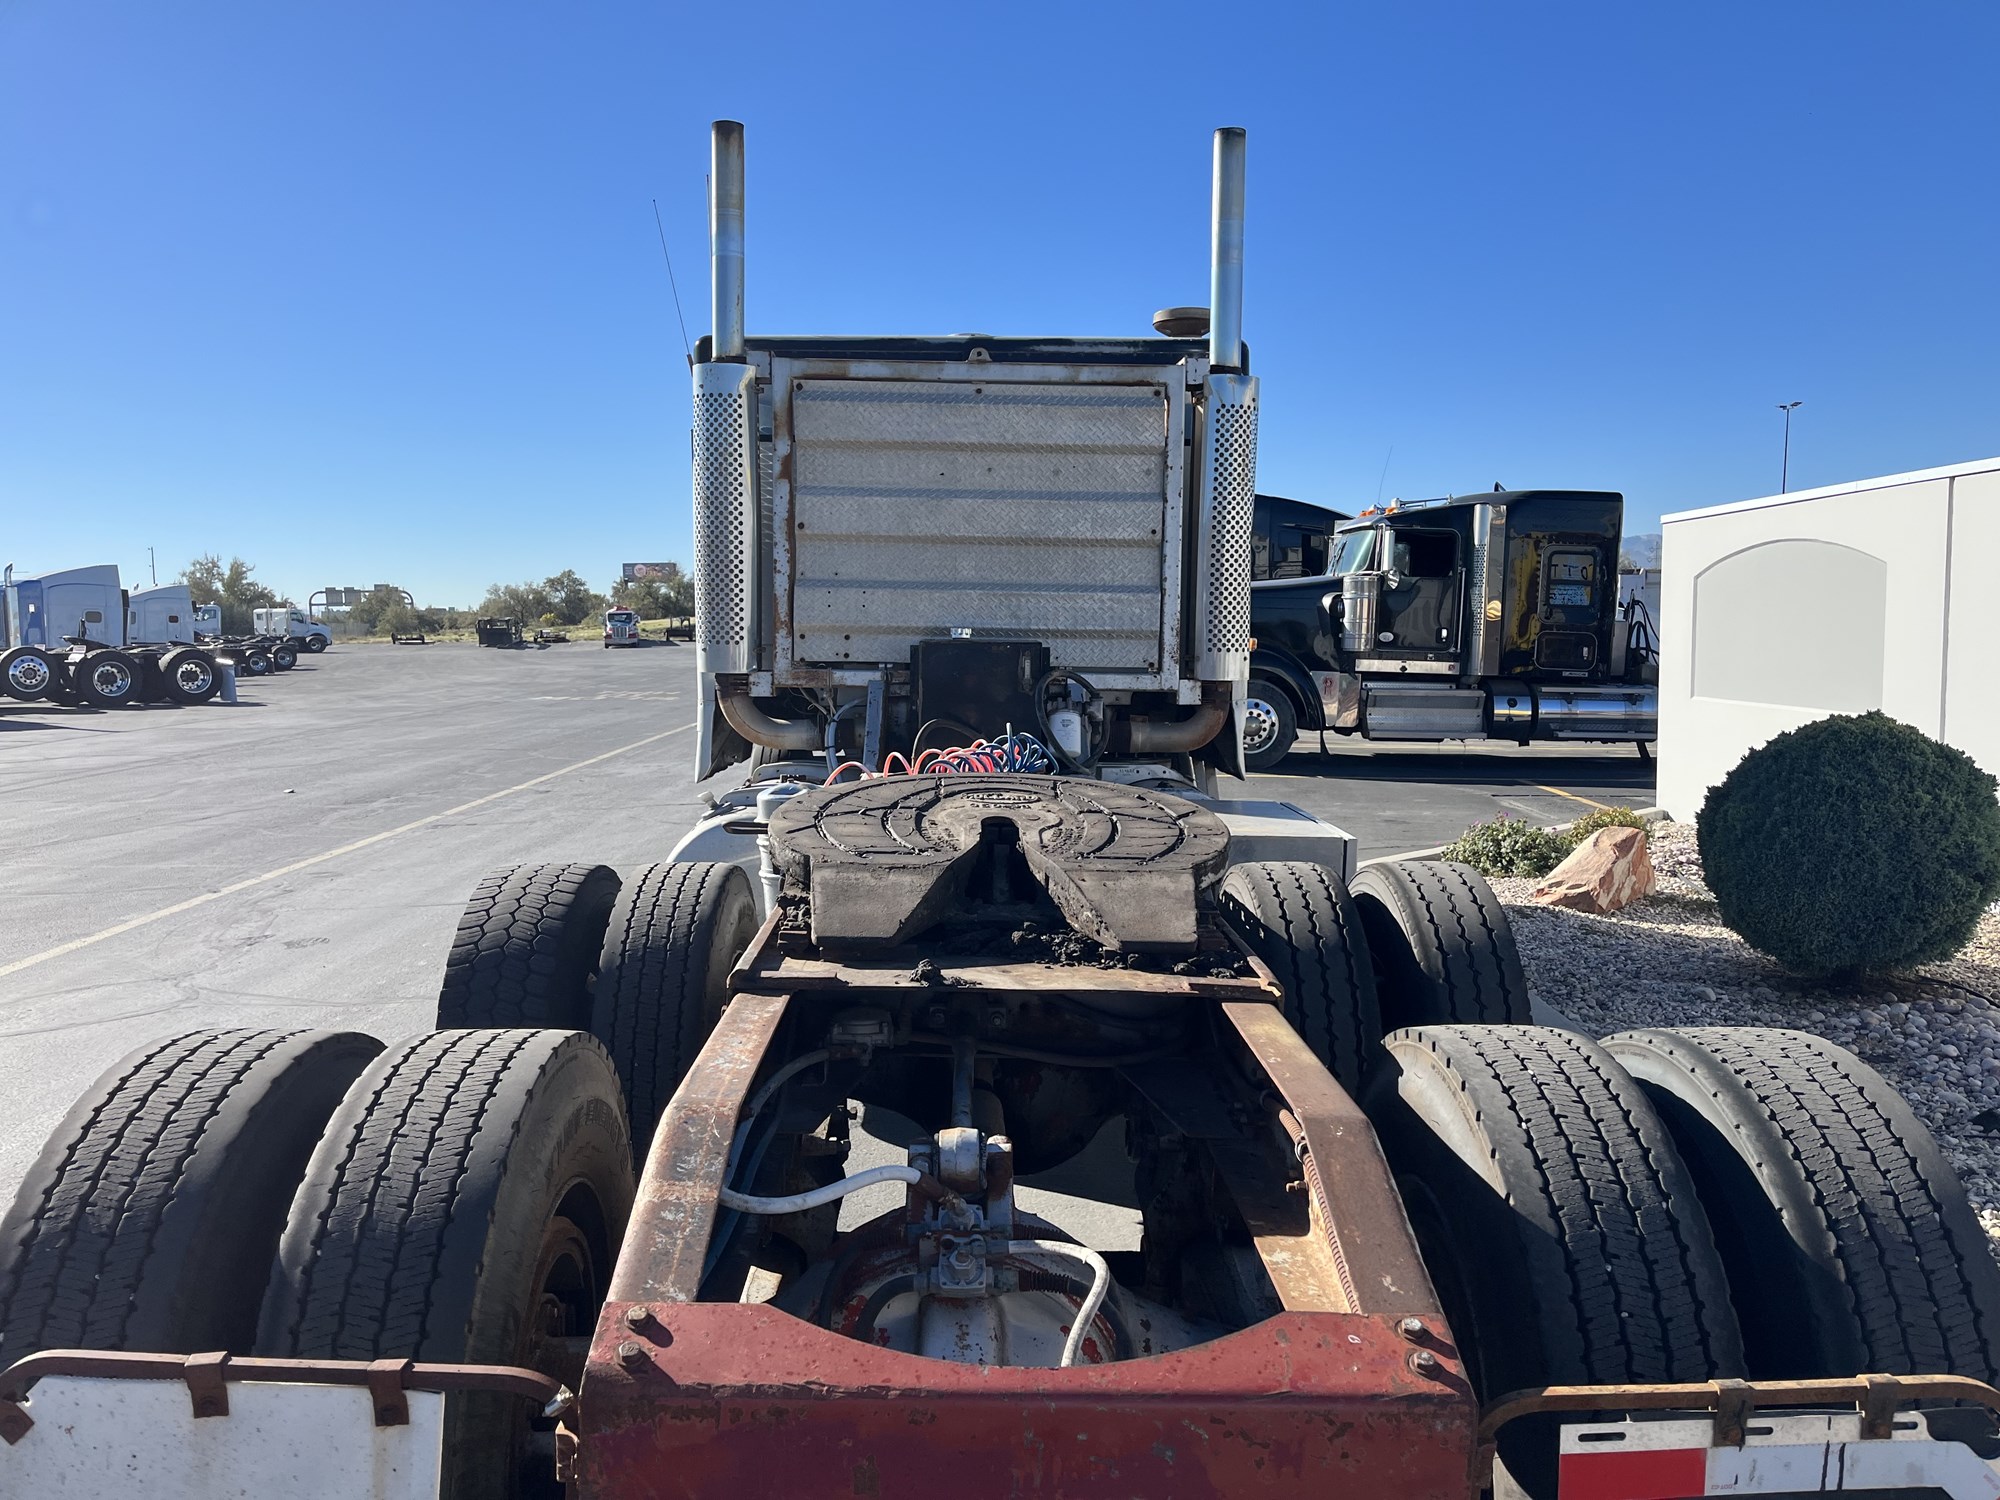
[[1208, 126, 1246, 373], [1191, 126, 1258, 709], [710, 119, 746, 361], [693, 119, 760, 721]]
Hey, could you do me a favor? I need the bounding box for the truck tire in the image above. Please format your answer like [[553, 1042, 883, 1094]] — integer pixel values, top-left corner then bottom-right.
[[1242, 676, 1299, 772], [1370, 1025, 1743, 1493], [1219, 860, 1380, 1091], [0, 645, 56, 701], [0, 1028, 382, 1364], [592, 861, 759, 1162], [1349, 859, 1531, 1030], [159, 647, 222, 705], [1605, 1027, 2000, 1382], [75, 648, 143, 708], [304, 633, 328, 653], [436, 863, 622, 1029], [271, 642, 299, 670], [258, 1029, 633, 1500], [239, 648, 272, 676]]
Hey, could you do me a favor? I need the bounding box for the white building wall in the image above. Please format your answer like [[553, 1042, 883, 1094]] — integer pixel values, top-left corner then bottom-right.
[[1658, 457, 2000, 819]]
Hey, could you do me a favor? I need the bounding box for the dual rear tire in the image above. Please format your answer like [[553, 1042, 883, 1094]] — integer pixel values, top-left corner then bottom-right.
[[1370, 1020, 2000, 1493], [1228, 854, 2000, 1484], [1222, 856, 1533, 1086], [261, 1030, 632, 1499], [0, 1028, 634, 1500], [75, 649, 143, 708], [433, 860, 758, 1164]]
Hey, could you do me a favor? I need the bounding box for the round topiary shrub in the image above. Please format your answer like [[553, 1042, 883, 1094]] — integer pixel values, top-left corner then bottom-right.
[[1697, 711, 2000, 977]]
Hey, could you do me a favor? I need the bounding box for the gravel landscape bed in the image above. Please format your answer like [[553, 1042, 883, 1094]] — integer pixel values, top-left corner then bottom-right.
[[1490, 820, 2000, 1247]]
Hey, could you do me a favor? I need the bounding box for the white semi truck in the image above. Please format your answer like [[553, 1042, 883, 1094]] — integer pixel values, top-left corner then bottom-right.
[[251, 606, 332, 652], [0, 566, 225, 707], [602, 607, 641, 647]]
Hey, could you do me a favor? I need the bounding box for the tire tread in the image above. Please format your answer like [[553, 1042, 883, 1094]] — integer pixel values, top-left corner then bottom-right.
[[1613, 1026, 2000, 1380], [435, 863, 620, 1029], [1353, 859, 1532, 1027], [1220, 860, 1378, 1088]]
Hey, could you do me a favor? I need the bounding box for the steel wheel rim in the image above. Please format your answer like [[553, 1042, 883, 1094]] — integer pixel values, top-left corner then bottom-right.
[[173, 659, 214, 695], [7, 657, 49, 694], [90, 662, 134, 699], [1242, 695, 1281, 755]]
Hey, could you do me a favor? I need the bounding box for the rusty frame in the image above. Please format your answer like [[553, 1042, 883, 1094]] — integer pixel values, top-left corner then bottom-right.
[[570, 952, 1476, 1495], [609, 990, 791, 1304], [0, 1349, 562, 1446], [576, 1304, 1475, 1499], [1217, 1001, 1441, 1318], [729, 899, 1285, 1003]]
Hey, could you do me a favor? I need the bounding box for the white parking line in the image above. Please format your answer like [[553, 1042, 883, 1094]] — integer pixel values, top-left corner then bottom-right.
[[0, 722, 695, 981]]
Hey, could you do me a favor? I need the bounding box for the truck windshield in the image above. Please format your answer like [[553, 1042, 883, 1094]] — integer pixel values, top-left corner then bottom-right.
[[1332, 529, 1375, 575]]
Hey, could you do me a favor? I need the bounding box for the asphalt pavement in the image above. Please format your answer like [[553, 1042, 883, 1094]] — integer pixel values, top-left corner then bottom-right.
[[0, 642, 1651, 1222]]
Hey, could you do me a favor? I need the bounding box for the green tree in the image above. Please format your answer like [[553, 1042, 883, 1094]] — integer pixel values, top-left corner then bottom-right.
[[478, 571, 611, 626], [611, 563, 693, 618], [347, 585, 416, 633], [543, 569, 607, 626], [610, 576, 668, 617], [478, 580, 554, 622], [178, 553, 282, 635]]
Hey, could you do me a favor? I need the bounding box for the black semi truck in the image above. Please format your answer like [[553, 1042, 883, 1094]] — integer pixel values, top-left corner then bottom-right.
[[1245, 489, 1658, 769]]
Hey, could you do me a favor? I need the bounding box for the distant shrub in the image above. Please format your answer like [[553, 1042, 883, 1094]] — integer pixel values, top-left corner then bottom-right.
[[1442, 816, 1572, 879], [1564, 807, 1649, 847], [1697, 712, 2000, 977]]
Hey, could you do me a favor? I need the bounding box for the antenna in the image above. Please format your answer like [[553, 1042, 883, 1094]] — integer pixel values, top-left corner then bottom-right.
[[1374, 445, 1394, 506], [652, 198, 693, 363]]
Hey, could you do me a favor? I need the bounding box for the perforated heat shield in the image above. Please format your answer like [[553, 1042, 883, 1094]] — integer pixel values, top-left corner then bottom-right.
[[692, 361, 758, 677], [1192, 372, 1258, 682]]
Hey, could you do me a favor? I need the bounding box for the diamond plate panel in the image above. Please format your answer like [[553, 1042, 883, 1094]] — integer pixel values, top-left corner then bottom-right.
[[789, 380, 1170, 670]]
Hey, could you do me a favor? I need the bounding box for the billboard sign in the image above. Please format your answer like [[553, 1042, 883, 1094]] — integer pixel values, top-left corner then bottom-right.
[[622, 563, 674, 580]]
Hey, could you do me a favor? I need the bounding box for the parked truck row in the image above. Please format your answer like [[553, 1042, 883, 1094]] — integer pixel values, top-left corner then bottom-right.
[[0, 565, 332, 709]]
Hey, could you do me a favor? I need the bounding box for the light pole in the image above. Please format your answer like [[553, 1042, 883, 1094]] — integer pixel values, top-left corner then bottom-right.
[[1777, 401, 1802, 493], [147, 546, 156, 585]]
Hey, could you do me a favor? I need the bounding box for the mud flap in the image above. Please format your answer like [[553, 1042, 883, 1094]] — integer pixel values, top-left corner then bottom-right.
[[696, 672, 751, 780], [1204, 676, 1250, 781], [1, 1375, 444, 1499]]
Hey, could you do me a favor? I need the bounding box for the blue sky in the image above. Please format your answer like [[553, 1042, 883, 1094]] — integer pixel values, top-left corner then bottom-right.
[[4, 3, 1995, 607]]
